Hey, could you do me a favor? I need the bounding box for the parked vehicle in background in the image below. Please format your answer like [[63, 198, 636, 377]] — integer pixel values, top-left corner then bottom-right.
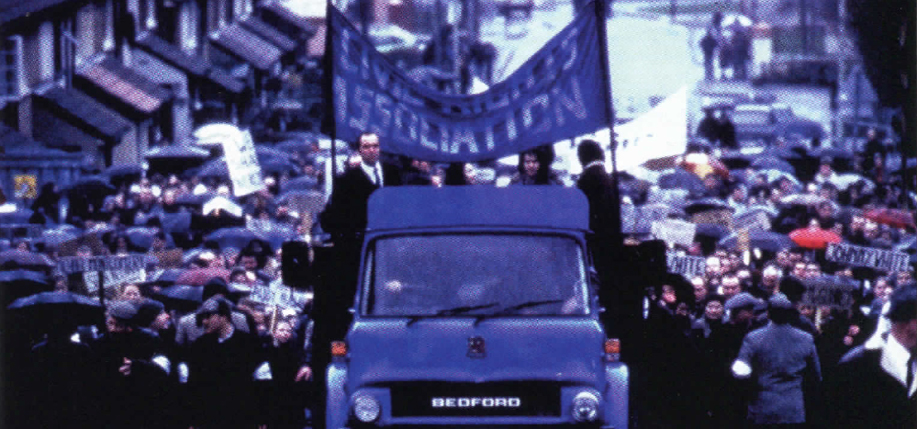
[[732, 103, 824, 146], [368, 24, 431, 70]]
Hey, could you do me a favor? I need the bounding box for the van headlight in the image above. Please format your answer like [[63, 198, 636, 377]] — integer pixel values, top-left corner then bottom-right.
[[571, 391, 600, 422], [352, 395, 381, 423]]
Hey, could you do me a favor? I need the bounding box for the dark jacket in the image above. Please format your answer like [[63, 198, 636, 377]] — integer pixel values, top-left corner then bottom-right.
[[576, 163, 618, 238], [320, 163, 402, 240], [186, 329, 267, 427], [827, 342, 917, 429]]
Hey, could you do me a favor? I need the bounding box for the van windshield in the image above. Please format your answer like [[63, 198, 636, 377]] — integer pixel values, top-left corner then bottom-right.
[[364, 234, 588, 317]]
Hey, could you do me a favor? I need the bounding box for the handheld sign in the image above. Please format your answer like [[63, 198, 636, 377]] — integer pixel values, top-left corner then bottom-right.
[[224, 130, 265, 197], [666, 251, 706, 279], [825, 243, 909, 273], [58, 255, 149, 274], [801, 276, 858, 310], [652, 219, 696, 247]]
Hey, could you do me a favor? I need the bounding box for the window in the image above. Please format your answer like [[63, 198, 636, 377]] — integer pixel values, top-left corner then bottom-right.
[[0, 36, 22, 98], [366, 234, 588, 316], [179, 1, 199, 52]]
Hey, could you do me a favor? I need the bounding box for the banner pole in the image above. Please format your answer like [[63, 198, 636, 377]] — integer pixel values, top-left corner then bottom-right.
[[325, 0, 338, 180], [592, 0, 622, 241]]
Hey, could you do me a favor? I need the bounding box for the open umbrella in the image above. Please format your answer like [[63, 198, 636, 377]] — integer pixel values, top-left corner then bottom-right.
[[124, 226, 161, 251], [175, 267, 231, 286], [720, 153, 754, 170], [789, 226, 842, 249], [196, 160, 231, 180], [176, 192, 215, 209], [864, 208, 916, 230], [39, 226, 82, 248], [260, 157, 301, 176], [147, 268, 185, 287], [280, 175, 320, 193], [718, 230, 795, 253], [0, 270, 53, 305], [7, 291, 103, 328], [103, 164, 144, 184], [657, 169, 707, 196], [684, 198, 733, 216], [751, 157, 795, 174], [828, 173, 874, 192], [152, 284, 204, 312], [205, 227, 262, 251], [145, 144, 211, 176], [65, 175, 116, 200], [202, 195, 243, 217], [0, 249, 54, 271], [779, 193, 836, 209], [276, 189, 326, 216]]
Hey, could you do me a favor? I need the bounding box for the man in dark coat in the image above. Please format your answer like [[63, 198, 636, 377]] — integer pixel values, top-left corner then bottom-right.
[[315, 132, 401, 429], [186, 297, 268, 429], [93, 301, 173, 429], [732, 295, 822, 427], [827, 284, 916, 428]]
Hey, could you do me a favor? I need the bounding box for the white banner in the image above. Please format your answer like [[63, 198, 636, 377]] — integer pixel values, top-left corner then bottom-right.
[[224, 130, 265, 197], [826, 243, 909, 273], [615, 86, 688, 171]]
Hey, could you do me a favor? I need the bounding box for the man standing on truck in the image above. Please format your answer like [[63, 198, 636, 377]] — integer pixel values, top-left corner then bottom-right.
[[315, 132, 402, 429]]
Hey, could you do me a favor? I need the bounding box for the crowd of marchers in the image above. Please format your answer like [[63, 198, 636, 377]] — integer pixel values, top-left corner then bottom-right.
[[1, 118, 915, 429]]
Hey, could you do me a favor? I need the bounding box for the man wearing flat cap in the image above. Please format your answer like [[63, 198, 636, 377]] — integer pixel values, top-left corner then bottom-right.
[[93, 300, 172, 428], [828, 283, 917, 428], [731, 295, 822, 427], [185, 297, 269, 429]]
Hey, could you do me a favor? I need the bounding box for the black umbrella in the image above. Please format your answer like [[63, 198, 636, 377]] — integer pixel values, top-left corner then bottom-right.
[[65, 175, 116, 199], [684, 198, 733, 216], [718, 230, 795, 253], [7, 291, 103, 328], [196, 160, 231, 180], [695, 223, 730, 241], [274, 139, 315, 154], [175, 192, 216, 208], [256, 146, 291, 160], [0, 249, 54, 271], [280, 175, 319, 192], [205, 227, 262, 251], [145, 144, 211, 176], [751, 157, 795, 174], [720, 153, 754, 170], [0, 270, 53, 305], [124, 226, 161, 251], [260, 157, 301, 176], [761, 144, 809, 160], [657, 169, 706, 196], [152, 284, 204, 313], [103, 164, 144, 183]]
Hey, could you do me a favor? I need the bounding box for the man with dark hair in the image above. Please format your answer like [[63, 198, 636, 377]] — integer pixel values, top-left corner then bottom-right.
[[828, 284, 917, 428], [576, 140, 618, 239], [732, 295, 822, 427]]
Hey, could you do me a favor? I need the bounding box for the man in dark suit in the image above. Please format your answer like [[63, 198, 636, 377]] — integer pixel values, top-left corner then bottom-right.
[[732, 295, 822, 427], [828, 284, 916, 429], [314, 132, 401, 429]]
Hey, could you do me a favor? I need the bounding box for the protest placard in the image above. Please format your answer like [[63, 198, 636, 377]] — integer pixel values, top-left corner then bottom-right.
[[825, 243, 909, 273], [652, 219, 696, 247], [58, 254, 149, 274], [691, 209, 734, 230], [224, 130, 264, 197], [666, 251, 706, 279], [734, 210, 771, 232], [801, 277, 858, 310]]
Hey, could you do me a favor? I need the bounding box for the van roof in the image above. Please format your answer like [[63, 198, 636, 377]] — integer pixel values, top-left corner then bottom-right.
[[367, 186, 589, 231]]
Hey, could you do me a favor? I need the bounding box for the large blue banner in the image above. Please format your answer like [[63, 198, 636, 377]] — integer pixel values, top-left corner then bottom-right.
[[326, 4, 608, 162]]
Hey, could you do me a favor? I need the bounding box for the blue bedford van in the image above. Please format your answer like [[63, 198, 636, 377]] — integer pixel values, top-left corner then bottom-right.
[[326, 186, 629, 429]]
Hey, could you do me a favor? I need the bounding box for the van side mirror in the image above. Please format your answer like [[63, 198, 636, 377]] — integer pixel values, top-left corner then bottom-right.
[[281, 241, 312, 290]]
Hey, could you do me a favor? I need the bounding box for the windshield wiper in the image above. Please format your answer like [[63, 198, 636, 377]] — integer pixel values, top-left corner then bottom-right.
[[406, 302, 499, 327], [473, 299, 565, 326]]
